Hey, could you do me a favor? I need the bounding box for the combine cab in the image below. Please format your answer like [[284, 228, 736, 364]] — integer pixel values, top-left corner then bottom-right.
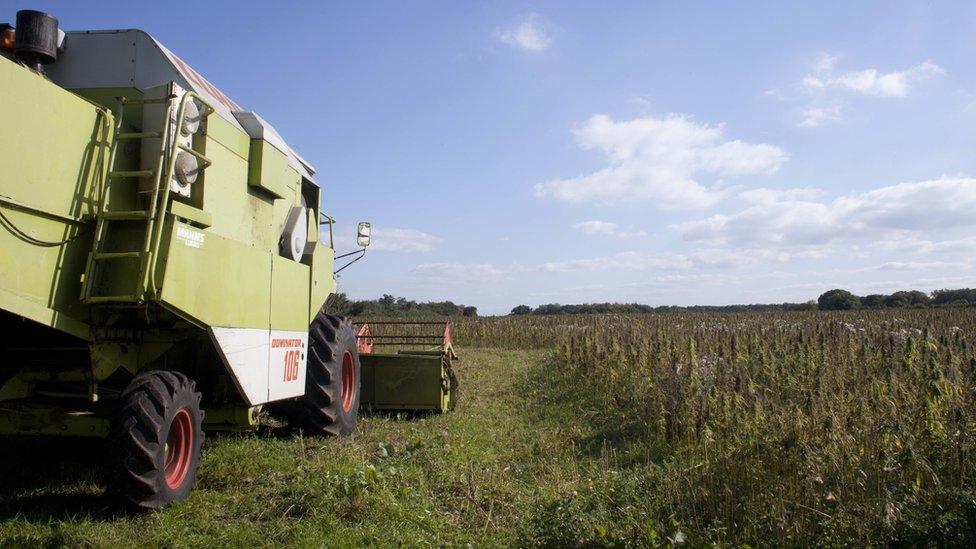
[[0, 9, 457, 509]]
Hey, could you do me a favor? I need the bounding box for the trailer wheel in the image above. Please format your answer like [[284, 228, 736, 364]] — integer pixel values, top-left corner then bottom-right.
[[300, 313, 361, 435], [107, 371, 204, 509]]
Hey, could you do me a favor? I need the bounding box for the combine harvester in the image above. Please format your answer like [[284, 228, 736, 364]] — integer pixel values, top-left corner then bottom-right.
[[0, 10, 457, 508]]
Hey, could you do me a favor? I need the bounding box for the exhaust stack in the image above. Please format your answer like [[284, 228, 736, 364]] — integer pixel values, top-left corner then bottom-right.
[[13, 10, 58, 72]]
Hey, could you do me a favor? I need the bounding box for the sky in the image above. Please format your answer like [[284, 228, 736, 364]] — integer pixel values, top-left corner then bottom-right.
[[16, 1, 976, 314]]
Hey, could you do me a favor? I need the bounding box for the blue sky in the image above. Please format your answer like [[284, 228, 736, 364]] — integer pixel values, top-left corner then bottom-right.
[[23, 1, 976, 314]]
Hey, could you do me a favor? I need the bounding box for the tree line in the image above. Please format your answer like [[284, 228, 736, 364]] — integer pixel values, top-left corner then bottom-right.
[[816, 288, 976, 310], [509, 288, 976, 315], [327, 293, 478, 318], [510, 301, 817, 316]]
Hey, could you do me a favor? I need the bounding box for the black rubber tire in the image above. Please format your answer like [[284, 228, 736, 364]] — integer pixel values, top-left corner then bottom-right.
[[106, 371, 204, 510], [299, 313, 361, 435]]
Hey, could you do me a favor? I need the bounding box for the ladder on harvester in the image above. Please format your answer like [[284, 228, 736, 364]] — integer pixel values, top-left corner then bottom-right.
[[81, 92, 213, 305]]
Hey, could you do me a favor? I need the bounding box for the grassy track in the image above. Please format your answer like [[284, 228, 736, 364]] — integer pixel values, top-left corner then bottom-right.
[[0, 348, 637, 547]]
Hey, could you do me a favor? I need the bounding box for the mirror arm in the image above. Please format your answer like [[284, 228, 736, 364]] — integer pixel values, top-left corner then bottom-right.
[[334, 248, 367, 275]]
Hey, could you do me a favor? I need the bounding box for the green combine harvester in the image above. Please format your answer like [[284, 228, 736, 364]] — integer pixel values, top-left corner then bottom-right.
[[0, 9, 457, 509]]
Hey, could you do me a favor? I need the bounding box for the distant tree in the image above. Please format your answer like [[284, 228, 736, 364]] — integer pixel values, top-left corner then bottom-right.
[[884, 292, 911, 308], [818, 289, 861, 310], [861, 294, 886, 308], [510, 305, 532, 315], [326, 292, 353, 315], [328, 294, 477, 318], [882, 290, 930, 308], [932, 288, 976, 306], [905, 290, 931, 307]]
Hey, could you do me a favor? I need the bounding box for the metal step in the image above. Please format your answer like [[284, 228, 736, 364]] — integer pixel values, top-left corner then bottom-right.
[[120, 95, 175, 105], [117, 131, 163, 139], [108, 170, 153, 178], [86, 295, 140, 303], [101, 210, 149, 221], [93, 251, 141, 260]]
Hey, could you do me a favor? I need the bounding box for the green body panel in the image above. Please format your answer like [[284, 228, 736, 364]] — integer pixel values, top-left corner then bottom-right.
[[0, 59, 111, 340], [206, 113, 251, 160], [248, 140, 291, 198], [158, 218, 272, 329], [271, 256, 311, 331], [360, 352, 457, 412], [310, 242, 336, 323], [196, 129, 273, 249], [170, 200, 212, 228]]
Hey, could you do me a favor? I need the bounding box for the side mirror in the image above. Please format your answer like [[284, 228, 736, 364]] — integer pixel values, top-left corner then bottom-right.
[[357, 222, 371, 248]]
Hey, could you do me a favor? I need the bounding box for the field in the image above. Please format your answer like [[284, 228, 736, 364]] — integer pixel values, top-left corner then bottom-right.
[[1, 310, 975, 546]]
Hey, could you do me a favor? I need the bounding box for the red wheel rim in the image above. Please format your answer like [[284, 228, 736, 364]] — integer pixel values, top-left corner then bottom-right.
[[164, 408, 194, 490], [341, 350, 356, 412]]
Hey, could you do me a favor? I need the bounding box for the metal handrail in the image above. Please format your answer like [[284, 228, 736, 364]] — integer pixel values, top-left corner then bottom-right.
[[146, 91, 214, 296], [320, 211, 335, 248]]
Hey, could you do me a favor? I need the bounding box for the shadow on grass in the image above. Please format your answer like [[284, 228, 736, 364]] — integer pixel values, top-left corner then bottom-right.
[[256, 408, 438, 439], [0, 406, 441, 520], [0, 436, 127, 522]]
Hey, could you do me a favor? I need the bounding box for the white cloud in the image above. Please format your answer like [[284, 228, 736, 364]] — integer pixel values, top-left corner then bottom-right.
[[674, 177, 976, 248], [802, 59, 945, 98], [799, 105, 843, 128], [739, 187, 826, 204], [783, 56, 946, 127], [878, 235, 976, 256], [364, 227, 442, 253], [573, 220, 618, 235], [874, 261, 967, 271], [572, 220, 648, 238], [813, 53, 838, 73], [495, 14, 551, 52], [540, 252, 693, 273], [534, 114, 788, 208], [412, 262, 511, 282]]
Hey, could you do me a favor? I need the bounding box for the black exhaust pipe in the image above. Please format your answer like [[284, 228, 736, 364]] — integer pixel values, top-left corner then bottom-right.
[[14, 10, 58, 72]]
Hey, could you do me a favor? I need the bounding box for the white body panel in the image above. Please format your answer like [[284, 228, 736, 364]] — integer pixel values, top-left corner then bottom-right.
[[267, 330, 309, 401], [208, 327, 308, 405]]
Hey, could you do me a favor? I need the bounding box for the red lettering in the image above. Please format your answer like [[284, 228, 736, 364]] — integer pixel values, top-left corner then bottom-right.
[[282, 349, 301, 382]]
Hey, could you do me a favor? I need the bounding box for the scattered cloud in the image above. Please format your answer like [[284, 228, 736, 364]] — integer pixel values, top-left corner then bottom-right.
[[412, 262, 511, 283], [877, 235, 976, 257], [802, 60, 945, 98], [534, 114, 788, 208], [495, 13, 551, 52], [572, 220, 647, 238], [799, 105, 843, 128], [359, 227, 442, 253], [573, 220, 619, 235], [540, 252, 693, 273], [738, 187, 826, 204], [630, 95, 652, 107], [776, 55, 946, 127], [873, 261, 967, 271], [813, 53, 838, 73], [674, 177, 976, 248]]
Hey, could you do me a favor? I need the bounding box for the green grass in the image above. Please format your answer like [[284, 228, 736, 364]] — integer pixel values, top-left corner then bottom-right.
[[12, 310, 970, 547], [0, 348, 666, 547]]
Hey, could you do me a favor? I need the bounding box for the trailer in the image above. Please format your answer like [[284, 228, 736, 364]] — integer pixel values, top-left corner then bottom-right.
[[0, 9, 457, 509]]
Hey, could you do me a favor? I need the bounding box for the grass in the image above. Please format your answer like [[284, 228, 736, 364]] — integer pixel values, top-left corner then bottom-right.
[[4, 310, 976, 546], [0, 348, 664, 547]]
